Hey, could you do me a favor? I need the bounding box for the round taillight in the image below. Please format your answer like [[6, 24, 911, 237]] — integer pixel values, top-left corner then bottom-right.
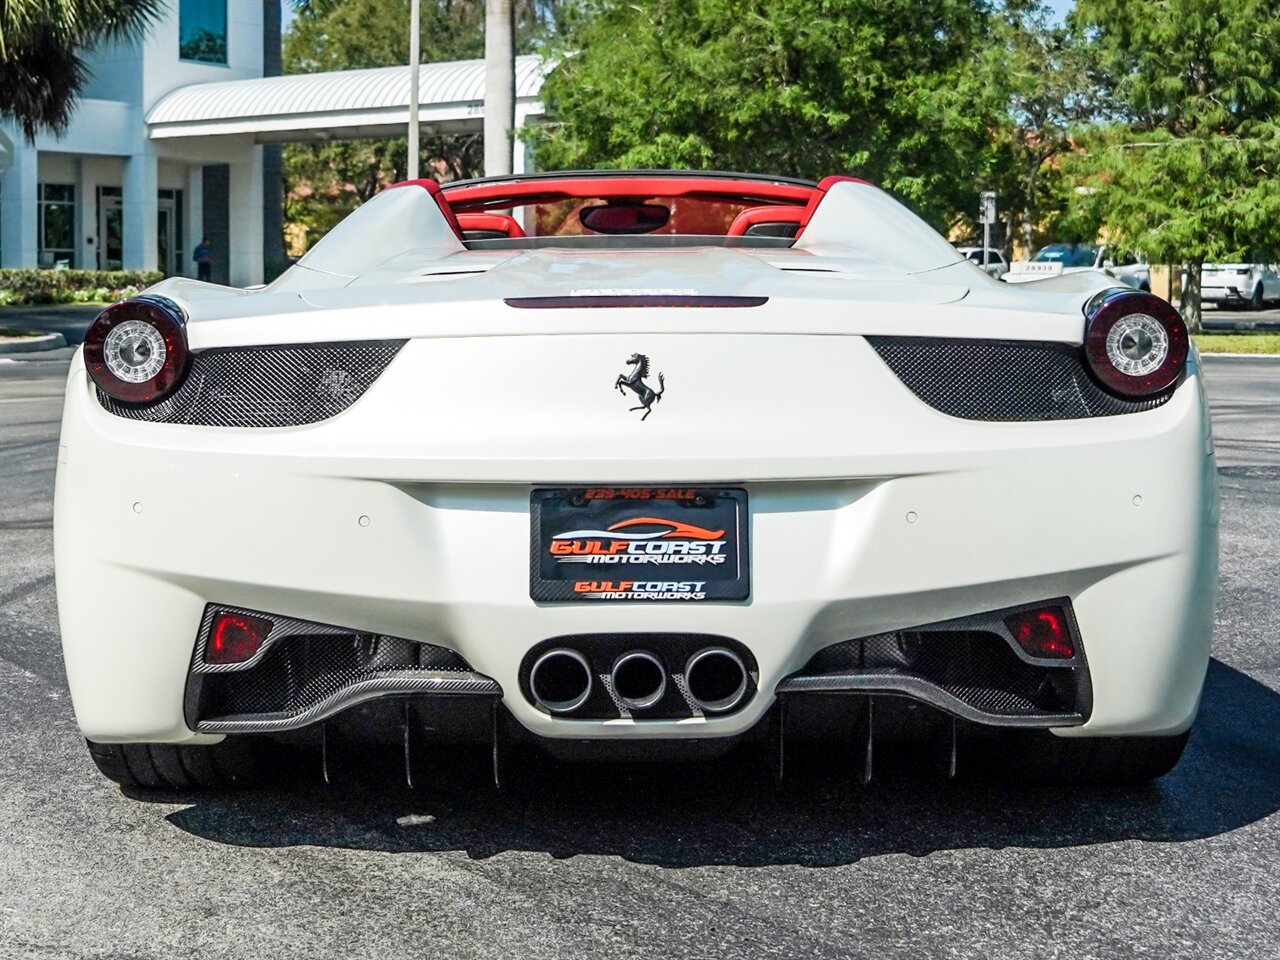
[[1083, 288, 1188, 397], [83, 296, 189, 404]]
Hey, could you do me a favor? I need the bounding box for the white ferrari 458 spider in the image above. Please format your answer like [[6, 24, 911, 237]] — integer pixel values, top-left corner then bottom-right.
[[55, 171, 1217, 791]]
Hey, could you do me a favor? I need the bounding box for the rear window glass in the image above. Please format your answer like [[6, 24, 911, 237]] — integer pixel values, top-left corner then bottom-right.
[[462, 234, 794, 251], [524, 196, 766, 237], [452, 194, 805, 239]]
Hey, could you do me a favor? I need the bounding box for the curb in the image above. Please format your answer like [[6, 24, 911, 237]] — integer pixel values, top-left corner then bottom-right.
[[1199, 352, 1280, 360], [0, 332, 67, 354]]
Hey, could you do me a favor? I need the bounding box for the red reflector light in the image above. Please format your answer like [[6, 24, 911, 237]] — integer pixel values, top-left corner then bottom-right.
[[205, 612, 273, 665], [1005, 607, 1075, 659]]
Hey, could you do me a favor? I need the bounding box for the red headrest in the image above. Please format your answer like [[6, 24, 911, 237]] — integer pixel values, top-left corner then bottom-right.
[[456, 212, 527, 238], [727, 205, 807, 237]]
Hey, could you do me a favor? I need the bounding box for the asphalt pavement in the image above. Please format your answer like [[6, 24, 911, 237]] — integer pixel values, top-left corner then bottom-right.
[[0, 305, 100, 346], [0, 355, 1277, 959]]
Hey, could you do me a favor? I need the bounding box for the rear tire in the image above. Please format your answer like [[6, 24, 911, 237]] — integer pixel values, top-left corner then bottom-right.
[[86, 739, 259, 791], [984, 730, 1190, 786]]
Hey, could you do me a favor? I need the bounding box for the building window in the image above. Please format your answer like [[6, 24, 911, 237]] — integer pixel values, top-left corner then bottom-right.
[[38, 183, 75, 268], [179, 0, 227, 64]]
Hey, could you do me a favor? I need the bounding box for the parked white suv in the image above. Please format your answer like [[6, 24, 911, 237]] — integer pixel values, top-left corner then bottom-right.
[[1200, 261, 1279, 310], [1006, 243, 1151, 291]]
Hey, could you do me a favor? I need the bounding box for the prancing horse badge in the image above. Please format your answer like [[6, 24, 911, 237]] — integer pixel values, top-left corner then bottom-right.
[[614, 353, 665, 421]]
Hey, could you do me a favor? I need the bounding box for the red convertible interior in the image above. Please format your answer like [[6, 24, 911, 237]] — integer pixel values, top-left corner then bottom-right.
[[395, 171, 863, 244]]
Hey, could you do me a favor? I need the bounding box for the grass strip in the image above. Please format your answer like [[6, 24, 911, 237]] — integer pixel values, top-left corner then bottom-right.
[[1193, 333, 1280, 355]]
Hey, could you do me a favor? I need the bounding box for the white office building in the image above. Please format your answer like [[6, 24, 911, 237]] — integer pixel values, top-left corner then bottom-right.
[[0, 1, 545, 286]]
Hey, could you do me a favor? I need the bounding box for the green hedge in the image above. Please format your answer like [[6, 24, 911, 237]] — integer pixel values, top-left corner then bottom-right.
[[0, 269, 165, 306]]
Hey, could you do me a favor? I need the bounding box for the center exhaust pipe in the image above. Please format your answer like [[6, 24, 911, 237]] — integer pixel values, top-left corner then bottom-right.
[[529, 648, 593, 714], [610, 650, 667, 711], [685, 647, 750, 714]]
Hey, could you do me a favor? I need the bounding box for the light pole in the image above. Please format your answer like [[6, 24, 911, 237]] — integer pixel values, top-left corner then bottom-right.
[[979, 191, 997, 272], [407, 0, 421, 181]]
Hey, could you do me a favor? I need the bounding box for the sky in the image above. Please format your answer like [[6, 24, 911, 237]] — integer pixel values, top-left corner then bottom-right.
[[1044, 0, 1076, 26]]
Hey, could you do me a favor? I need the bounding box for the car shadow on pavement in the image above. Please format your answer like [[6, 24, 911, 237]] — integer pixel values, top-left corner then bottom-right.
[[158, 658, 1280, 868]]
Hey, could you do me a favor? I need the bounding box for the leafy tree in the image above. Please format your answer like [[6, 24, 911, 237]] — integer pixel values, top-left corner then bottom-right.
[[283, 0, 481, 249], [283, 0, 559, 251], [0, 0, 161, 140], [980, 1, 1099, 255], [1067, 0, 1280, 329], [528, 0, 1007, 230]]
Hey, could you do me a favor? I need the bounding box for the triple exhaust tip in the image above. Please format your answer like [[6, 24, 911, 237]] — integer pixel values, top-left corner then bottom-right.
[[684, 646, 750, 714], [528, 648, 593, 714], [611, 650, 668, 711], [529, 645, 750, 716]]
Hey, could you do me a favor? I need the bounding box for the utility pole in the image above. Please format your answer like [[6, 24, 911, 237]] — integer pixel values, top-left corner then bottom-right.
[[484, 0, 515, 177], [407, 0, 421, 181]]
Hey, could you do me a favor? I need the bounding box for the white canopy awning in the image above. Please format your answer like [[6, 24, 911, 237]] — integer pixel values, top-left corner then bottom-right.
[[147, 55, 547, 142]]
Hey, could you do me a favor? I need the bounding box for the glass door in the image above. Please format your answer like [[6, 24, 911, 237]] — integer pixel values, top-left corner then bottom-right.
[[157, 189, 184, 277], [157, 204, 174, 277], [97, 187, 122, 270]]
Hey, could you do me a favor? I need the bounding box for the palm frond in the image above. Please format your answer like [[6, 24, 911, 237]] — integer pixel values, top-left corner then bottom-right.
[[0, 0, 161, 140]]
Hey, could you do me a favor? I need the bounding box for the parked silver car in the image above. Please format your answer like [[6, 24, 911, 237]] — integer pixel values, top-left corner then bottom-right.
[[1007, 243, 1151, 291]]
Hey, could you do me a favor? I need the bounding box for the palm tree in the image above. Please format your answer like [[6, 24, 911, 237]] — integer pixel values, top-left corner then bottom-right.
[[1, 0, 161, 141], [483, 0, 514, 176]]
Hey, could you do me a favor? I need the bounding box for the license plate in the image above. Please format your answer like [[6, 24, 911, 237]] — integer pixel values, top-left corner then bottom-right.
[[530, 487, 749, 602]]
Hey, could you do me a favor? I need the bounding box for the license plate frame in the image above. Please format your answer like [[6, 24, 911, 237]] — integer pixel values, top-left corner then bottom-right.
[[530, 487, 749, 602]]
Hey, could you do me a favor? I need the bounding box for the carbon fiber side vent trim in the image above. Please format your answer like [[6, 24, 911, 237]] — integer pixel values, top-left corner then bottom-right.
[[777, 599, 1091, 727], [186, 605, 500, 734], [866, 336, 1175, 421], [97, 339, 406, 427]]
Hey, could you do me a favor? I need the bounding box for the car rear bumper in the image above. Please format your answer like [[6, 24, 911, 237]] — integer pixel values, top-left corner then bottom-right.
[[1201, 282, 1250, 302], [54, 336, 1218, 744]]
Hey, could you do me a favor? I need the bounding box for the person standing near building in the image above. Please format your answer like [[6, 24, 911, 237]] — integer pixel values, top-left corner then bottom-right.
[[193, 238, 213, 282]]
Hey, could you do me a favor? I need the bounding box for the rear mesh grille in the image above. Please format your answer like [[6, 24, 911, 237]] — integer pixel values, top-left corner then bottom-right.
[[98, 340, 406, 427], [866, 336, 1174, 421]]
